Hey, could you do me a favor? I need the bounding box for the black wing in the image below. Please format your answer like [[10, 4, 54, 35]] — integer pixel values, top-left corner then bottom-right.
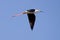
[[27, 14, 36, 30]]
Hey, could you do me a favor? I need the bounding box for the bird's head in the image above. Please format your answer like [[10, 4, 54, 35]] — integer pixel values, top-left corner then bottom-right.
[[35, 9, 39, 12], [35, 9, 43, 13]]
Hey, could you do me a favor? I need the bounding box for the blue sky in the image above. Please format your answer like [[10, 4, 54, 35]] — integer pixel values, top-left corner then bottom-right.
[[0, 0, 60, 40]]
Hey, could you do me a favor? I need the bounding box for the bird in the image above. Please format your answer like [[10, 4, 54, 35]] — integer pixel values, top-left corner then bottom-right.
[[12, 9, 42, 30]]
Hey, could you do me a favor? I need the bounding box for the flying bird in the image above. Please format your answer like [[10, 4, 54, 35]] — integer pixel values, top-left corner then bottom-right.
[[12, 9, 42, 30]]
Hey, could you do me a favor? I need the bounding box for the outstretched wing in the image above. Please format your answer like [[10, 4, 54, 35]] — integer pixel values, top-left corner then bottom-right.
[[27, 14, 36, 30]]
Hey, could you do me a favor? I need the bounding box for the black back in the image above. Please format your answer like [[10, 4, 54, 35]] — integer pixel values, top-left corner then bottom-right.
[[27, 9, 35, 12]]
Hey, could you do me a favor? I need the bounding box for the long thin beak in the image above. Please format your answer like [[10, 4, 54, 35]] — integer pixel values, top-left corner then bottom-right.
[[40, 11, 43, 12]]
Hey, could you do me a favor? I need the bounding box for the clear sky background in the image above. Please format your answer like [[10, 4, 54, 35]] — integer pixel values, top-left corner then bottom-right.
[[0, 0, 60, 40]]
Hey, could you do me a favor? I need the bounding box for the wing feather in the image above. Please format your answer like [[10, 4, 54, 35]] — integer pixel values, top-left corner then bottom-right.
[[27, 14, 36, 30]]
